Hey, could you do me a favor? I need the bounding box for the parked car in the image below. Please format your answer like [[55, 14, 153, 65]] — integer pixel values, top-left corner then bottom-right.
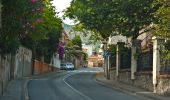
[[82, 64, 88, 68], [60, 63, 75, 70]]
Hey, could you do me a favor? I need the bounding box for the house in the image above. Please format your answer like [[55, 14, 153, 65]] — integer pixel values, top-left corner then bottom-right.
[[61, 24, 70, 44], [82, 44, 93, 57], [50, 24, 70, 68], [88, 52, 103, 67], [107, 30, 170, 95]]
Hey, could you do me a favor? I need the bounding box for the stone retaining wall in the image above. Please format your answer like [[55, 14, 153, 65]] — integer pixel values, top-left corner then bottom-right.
[[157, 75, 170, 96], [110, 68, 116, 80], [118, 70, 132, 85], [117, 71, 153, 91], [134, 71, 153, 91]]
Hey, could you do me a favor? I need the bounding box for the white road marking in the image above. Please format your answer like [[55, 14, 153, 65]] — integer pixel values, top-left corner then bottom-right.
[[68, 70, 103, 73], [63, 74, 93, 100]]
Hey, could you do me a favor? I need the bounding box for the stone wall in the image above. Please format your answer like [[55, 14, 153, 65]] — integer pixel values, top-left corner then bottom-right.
[[110, 70, 170, 96], [118, 70, 132, 85], [0, 46, 32, 95], [0, 55, 11, 95], [134, 71, 153, 91], [13, 46, 32, 78], [157, 75, 170, 96], [110, 68, 116, 80], [109, 69, 153, 91], [51, 53, 60, 68]]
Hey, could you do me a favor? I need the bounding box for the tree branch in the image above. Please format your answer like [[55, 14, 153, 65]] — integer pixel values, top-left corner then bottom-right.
[[138, 28, 151, 36]]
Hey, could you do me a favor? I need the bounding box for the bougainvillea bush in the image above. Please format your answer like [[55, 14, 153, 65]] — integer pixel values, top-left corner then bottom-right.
[[58, 42, 64, 60]]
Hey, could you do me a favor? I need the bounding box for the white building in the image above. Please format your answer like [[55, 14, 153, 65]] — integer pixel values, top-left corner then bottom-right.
[[82, 44, 93, 57]]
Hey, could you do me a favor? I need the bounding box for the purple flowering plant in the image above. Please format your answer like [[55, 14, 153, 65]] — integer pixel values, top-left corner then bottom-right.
[[58, 42, 64, 60]]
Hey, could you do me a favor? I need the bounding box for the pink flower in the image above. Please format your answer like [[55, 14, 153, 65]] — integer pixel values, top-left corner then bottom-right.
[[36, 18, 43, 23], [31, 25, 35, 29], [31, 0, 38, 3], [36, 8, 40, 11], [36, 7, 43, 12], [32, 9, 36, 12]]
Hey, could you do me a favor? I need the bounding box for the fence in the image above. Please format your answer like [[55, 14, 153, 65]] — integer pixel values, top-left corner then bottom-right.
[[137, 51, 153, 71], [110, 55, 116, 68], [160, 58, 170, 73], [160, 41, 170, 73], [120, 48, 131, 69]]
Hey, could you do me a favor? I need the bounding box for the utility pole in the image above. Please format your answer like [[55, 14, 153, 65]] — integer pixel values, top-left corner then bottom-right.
[[102, 40, 110, 79], [107, 55, 110, 79]]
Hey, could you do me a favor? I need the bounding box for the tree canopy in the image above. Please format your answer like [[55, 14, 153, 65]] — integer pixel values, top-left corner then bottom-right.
[[1, 0, 62, 63], [153, 0, 170, 39], [65, 0, 161, 40]]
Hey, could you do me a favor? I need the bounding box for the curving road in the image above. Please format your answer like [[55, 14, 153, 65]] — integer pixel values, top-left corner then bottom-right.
[[28, 68, 148, 100]]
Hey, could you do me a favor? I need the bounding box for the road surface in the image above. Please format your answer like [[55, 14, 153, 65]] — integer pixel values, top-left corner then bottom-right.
[[28, 68, 149, 100]]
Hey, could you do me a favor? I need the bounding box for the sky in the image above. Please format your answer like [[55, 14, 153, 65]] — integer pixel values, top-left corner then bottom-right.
[[52, 0, 75, 25]]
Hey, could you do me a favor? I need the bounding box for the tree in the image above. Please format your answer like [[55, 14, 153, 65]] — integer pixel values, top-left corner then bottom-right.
[[153, 0, 170, 39], [34, 0, 62, 63], [1, 0, 46, 54], [153, 0, 170, 59], [65, 0, 161, 40], [1, 0, 62, 63], [65, 0, 116, 40], [115, 0, 161, 39], [71, 35, 82, 49]]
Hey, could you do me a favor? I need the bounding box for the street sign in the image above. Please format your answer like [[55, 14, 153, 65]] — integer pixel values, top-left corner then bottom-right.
[[103, 50, 111, 57]]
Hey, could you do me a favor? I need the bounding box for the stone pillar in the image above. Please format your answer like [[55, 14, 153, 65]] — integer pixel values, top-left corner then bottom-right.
[[152, 36, 164, 93], [131, 40, 141, 80], [116, 43, 120, 79], [131, 46, 137, 80]]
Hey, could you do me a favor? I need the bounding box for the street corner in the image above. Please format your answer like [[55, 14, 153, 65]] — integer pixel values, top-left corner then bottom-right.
[[95, 71, 104, 77], [94, 72, 110, 86]]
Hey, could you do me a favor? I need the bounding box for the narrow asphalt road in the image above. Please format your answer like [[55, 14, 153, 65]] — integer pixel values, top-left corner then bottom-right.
[[28, 68, 149, 100]]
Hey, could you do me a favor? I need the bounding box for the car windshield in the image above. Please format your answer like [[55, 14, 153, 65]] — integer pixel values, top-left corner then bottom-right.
[[61, 64, 66, 66], [67, 63, 72, 65]]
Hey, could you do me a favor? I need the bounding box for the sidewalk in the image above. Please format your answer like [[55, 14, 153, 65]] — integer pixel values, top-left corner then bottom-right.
[[95, 72, 170, 100], [0, 70, 66, 100], [0, 80, 26, 100]]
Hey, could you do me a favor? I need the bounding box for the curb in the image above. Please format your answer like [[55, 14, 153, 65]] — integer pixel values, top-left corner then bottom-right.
[[94, 72, 134, 94], [23, 70, 68, 100], [24, 70, 66, 79], [94, 73, 169, 100]]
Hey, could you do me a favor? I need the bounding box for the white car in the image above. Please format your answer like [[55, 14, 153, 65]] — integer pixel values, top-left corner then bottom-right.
[[60, 63, 75, 70]]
